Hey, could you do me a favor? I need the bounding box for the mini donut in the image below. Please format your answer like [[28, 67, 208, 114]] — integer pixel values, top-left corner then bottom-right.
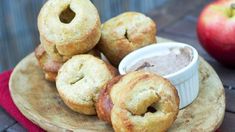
[[56, 55, 118, 115], [86, 48, 102, 58], [97, 12, 157, 66], [96, 71, 179, 132], [35, 44, 101, 81], [35, 44, 63, 81], [96, 75, 123, 123], [38, 0, 101, 62]]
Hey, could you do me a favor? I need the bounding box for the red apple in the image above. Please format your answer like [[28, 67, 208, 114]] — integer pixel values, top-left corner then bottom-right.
[[197, 0, 235, 67]]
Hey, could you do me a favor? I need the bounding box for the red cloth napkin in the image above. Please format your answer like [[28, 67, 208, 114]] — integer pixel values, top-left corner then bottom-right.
[[0, 70, 222, 132], [0, 70, 44, 132]]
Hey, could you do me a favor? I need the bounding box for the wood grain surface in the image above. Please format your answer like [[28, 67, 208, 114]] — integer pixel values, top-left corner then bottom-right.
[[9, 38, 225, 132], [0, 0, 234, 131]]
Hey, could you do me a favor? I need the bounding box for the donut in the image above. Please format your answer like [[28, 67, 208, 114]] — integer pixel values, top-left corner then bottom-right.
[[35, 44, 63, 81], [86, 48, 102, 58], [97, 12, 157, 66], [96, 75, 123, 123], [96, 71, 179, 132], [56, 55, 118, 115], [35, 44, 101, 81], [38, 0, 101, 62]]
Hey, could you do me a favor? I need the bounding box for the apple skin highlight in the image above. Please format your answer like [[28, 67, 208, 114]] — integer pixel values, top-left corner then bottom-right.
[[197, 0, 235, 67]]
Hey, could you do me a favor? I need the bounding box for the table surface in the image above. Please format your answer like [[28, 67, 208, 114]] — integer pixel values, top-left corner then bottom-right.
[[0, 0, 235, 131]]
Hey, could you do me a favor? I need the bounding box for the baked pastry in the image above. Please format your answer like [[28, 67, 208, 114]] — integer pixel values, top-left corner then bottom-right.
[[38, 0, 101, 62], [96, 71, 179, 132], [35, 44, 63, 81], [97, 12, 157, 66], [35, 44, 101, 81], [86, 49, 101, 58], [56, 55, 117, 115]]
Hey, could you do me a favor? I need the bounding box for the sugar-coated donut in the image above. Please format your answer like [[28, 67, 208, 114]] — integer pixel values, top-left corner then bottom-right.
[[96, 71, 179, 132], [56, 55, 117, 115], [97, 12, 157, 66], [38, 0, 101, 62], [35, 44, 101, 81]]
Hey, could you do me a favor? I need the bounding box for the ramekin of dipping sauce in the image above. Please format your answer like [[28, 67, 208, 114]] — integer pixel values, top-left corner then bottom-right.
[[119, 42, 199, 109]]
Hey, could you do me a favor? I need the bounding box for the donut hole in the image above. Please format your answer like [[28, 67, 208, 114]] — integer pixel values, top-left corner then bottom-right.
[[147, 106, 157, 113], [59, 5, 76, 24], [140, 106, 157, 116]]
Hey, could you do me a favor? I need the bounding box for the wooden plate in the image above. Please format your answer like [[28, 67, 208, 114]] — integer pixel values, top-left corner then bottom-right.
[[9, 38, 225, 132]]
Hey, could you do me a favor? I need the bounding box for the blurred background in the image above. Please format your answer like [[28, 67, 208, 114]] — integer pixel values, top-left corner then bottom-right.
[[0, 0, 211, 72]]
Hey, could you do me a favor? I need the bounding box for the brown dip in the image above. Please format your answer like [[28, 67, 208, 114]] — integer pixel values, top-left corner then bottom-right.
[[128, 47, 193, 76]]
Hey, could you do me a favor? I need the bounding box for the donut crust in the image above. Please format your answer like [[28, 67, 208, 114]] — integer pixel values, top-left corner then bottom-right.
[[96, 75, 123, 122], [38, 0, 101, 62], [35, 44, 63, 81], [97, 12, 157, 66], [96, 71, 179, 132], [56, 55, 117, 115]]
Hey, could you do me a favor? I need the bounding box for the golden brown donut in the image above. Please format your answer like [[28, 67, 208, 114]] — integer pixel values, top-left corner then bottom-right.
[[56, 55, 117, 115], [35, 44, 63, 81], [35, 44, 101, 81], [96, 75, 123, 123], [38, 0, 101, 62], [96, 71, 179, 132], [97, 12, 157, 66]]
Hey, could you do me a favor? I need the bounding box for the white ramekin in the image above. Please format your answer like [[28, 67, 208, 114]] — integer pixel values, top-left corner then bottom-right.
[[119, 42, 199, 109]]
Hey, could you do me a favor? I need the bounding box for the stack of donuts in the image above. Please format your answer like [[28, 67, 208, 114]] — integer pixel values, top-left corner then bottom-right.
[[35, 0, 180, 131], [35, 0, 102, 81]]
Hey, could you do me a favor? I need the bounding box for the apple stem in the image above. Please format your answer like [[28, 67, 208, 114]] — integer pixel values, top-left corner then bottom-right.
[[231, 3, 235, 10]]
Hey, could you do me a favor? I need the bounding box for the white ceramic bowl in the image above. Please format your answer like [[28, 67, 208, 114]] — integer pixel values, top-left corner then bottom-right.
[[119, 42, 199, 109]]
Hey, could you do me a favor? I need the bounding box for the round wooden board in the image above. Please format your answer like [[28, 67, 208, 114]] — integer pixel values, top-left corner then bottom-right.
[[9, 45, 225, 131]]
